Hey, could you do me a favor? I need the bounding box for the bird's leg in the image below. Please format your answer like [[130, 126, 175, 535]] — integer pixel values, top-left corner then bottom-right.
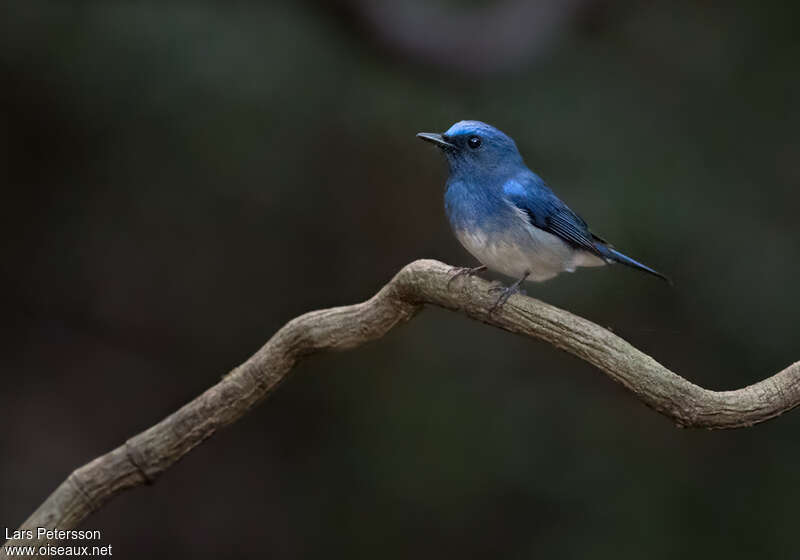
[[447, 264, 488, 289], [488, 271, 530, 312]]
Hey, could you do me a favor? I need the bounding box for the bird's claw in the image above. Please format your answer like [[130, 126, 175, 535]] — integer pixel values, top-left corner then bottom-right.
[[488, 284, 525, 312], [487, 272, 530, 312], [487, 283, 505, 294], [447, 265, 487, 289]]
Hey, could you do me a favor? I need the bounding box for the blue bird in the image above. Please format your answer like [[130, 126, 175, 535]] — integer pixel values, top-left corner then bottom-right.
[[417, 120, 669, 309]]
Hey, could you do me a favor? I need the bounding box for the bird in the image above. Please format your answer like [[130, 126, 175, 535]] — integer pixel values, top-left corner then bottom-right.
[[417, 120, 669, 309]]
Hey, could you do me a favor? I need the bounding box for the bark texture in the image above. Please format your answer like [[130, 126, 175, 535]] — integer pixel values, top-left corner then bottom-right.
[[4, 259, 799, 557]]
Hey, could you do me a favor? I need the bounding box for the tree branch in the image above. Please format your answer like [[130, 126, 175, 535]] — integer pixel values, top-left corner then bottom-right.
[[4, 259, 799, 556]]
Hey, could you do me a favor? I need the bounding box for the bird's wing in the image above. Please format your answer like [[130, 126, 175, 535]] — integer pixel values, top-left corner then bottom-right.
[[502, 174, 604, 257]]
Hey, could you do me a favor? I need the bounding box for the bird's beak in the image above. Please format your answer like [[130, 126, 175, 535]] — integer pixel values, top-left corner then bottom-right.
[[416, 132, 456, 150]]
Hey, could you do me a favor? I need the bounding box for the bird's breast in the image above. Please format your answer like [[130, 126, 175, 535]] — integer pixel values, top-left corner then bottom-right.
[[445, 183, 602, 282], [452, 223, 573, 282]]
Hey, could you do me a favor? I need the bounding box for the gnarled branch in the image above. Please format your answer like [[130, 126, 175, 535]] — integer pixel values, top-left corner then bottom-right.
[[4, 259, 799, 557]]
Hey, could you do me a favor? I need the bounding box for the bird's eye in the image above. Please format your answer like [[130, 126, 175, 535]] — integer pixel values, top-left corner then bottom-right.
[[467, 135, 481, 149]]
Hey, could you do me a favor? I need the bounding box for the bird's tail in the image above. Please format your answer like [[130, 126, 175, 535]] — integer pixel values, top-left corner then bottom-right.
[[594, 242, 672, 285]]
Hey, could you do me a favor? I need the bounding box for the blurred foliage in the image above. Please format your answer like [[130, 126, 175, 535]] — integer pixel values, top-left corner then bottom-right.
[[1, 1, 799, 558]]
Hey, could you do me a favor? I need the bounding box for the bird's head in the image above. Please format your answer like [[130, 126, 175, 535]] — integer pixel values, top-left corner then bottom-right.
[[417, 120, 523, 176]]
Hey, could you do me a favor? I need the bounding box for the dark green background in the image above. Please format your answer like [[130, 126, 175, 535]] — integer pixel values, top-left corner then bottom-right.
[[2, 1, 799, 558]]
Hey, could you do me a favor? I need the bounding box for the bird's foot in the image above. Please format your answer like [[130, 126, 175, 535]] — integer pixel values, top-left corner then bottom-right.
[[488, 272, 530, 312], [447, 265, 488, 289], [488, 284, 525, 311]]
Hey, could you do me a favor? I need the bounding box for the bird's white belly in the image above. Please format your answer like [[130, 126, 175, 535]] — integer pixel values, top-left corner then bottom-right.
[[454, 225, 603, 282]]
